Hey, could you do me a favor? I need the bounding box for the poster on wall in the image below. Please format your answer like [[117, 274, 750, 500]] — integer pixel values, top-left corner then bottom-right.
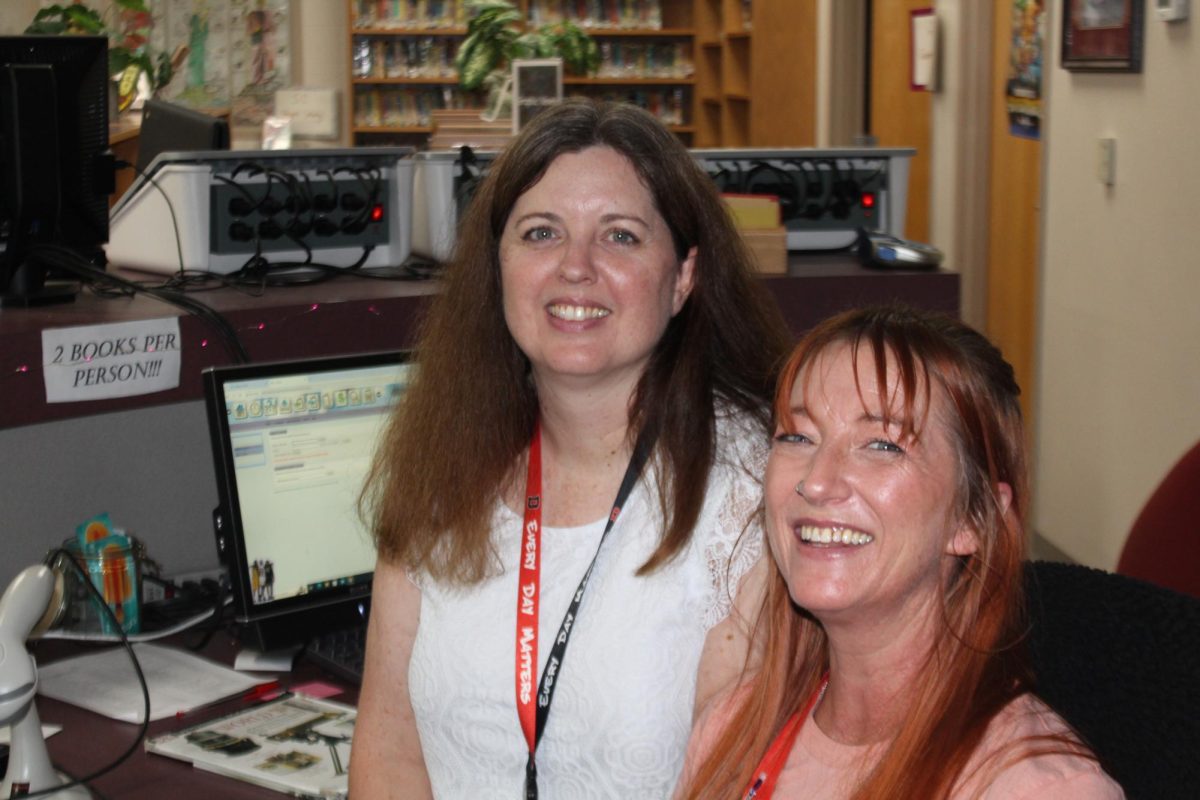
[[1005, 0, 1045, 140], [72, 0, 294, 129], [154, 0, 290, 126], [151, 0, 234, 111]]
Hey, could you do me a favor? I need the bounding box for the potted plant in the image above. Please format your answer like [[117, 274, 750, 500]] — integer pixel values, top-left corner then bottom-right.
[[455, 0, 599, 117], [26, 1, 174, 111]]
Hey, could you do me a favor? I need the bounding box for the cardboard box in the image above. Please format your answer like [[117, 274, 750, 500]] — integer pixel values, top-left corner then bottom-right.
[[722, 193, 782, 229], [741, 227, 788, 275]]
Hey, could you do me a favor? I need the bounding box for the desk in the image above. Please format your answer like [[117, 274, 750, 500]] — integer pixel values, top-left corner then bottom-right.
[[33, 635, 358, 799], [0, 256, 957, 430]]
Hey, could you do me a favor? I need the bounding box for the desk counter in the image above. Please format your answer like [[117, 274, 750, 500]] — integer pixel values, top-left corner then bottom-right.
[[34, 634, 359, 799], [0, 256, 958, 429]]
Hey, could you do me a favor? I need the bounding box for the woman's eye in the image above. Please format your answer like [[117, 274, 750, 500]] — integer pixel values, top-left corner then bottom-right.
[[521, 226, 555, 242], [607, 229, 640, 245], [774, 432, 813, 445], [867, 439, 905, 454]]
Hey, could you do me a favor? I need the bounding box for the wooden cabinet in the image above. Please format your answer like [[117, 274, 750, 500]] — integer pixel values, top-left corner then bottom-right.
[[694, 0, 816, 147], [347, 0, 701, 147]]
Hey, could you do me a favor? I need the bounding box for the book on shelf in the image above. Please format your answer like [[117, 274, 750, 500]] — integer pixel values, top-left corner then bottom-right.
[[145, 693, 356, 800]]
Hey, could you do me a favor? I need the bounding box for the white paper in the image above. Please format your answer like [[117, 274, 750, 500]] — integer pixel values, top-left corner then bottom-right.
[[36, 643, 264, 723], [41, 318, 182, 403], [912, 13, 939, 91]]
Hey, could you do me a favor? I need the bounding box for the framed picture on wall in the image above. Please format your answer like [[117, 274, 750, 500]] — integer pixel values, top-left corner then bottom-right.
[[511, 58, 563, 135], [1061, 0, 1144, 72]]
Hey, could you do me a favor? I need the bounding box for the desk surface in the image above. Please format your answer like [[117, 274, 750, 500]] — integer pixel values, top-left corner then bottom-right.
[[0, 256, 957, 429], [34, 634, 359, 799]]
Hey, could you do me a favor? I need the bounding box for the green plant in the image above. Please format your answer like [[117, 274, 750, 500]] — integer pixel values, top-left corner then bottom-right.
[[455, 0, 599, 93], [26, 1, 173, 92]]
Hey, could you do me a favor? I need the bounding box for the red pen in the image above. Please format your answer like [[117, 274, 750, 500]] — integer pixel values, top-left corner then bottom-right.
[[175, 680, 283, 719]]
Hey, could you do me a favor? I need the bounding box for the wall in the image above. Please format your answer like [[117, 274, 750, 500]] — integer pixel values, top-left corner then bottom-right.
[[928, 0, 992, 329], [0, 1, 39, 34], [1035, 9, 1200, 568], [0, 403, 220, 589], [291, 0, 350, 146]]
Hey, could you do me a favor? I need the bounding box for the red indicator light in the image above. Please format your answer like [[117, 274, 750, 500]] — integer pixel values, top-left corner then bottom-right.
[[861, 192, 876, 209], [370, 204, 384, 222]]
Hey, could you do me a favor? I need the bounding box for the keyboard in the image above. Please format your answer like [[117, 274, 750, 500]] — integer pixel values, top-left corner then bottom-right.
[[305, 624, 367, 685]]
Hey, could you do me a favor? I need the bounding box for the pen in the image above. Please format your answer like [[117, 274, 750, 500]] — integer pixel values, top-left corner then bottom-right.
[[175, 680, 283, 719]]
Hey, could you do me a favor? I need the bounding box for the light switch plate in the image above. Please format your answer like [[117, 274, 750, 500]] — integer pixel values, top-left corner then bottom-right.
[[1155, 0, 1190, 21]]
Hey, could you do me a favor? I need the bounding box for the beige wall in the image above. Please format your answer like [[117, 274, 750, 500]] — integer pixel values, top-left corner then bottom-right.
[[1034, 8, 1200, 568], [2, 1, 351, 142], [291, 0, 350, 145], [0, 1, 40, 34]]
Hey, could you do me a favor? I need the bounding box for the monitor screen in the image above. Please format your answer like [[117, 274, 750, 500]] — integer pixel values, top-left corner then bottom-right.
[[0, 35, 111, 306], [203, 350, 412, 652]]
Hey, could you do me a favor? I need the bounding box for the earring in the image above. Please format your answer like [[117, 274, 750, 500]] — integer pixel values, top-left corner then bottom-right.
[[795, 481, 805, 496]]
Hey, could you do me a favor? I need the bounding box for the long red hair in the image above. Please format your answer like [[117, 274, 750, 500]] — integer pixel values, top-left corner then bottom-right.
[[680, 305, 1035, 799]]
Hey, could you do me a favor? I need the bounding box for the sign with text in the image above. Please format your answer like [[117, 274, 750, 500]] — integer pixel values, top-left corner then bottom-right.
[[42, 318, 182, 403]]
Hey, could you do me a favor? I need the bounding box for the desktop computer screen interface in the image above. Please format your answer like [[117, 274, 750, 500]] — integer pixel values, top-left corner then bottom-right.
[[204, 351, 412, 649]]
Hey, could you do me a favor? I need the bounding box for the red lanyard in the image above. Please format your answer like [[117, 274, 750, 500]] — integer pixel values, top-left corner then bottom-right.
[[513, 421, 654, 800], [743, 674, 830, 800], [515, 422, 543, 756]]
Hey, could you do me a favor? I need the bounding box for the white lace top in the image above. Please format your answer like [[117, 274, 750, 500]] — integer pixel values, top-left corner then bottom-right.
[[408, 410, 767, 799]]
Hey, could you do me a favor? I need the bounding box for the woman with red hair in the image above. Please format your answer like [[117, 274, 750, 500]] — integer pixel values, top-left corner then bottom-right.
[[677, 306, 1122, 799]]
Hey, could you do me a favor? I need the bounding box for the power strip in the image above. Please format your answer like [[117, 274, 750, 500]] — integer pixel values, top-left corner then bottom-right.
[[108, 148, 414, 275], [411, 147, 914, 259], [690, 148, 914, 250]]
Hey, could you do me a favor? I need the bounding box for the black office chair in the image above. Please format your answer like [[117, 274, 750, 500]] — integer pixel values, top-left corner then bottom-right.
[[1025, 561, 1200, 800]]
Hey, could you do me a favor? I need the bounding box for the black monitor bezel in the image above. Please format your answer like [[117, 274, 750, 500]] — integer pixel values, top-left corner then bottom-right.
[[0, 34, 110, 305], [202, 349, 411, 651]]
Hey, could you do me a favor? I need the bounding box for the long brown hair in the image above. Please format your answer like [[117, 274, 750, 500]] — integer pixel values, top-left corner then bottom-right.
[[681, 305, 1036, 799], [362, 99, 792, 584]]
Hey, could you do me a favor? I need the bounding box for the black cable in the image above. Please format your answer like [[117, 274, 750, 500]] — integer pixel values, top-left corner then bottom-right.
[[28, 244, 250, 364], [183, 582, 233, 652], [24, 548, 153, 798]]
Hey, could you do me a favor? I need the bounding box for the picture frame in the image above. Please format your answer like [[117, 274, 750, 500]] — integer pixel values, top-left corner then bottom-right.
[[1061, 0, 1144, 72], [511, 58, 563, 135]]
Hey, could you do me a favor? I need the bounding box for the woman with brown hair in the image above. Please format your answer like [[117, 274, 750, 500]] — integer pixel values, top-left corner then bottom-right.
[[348, 99, 793, 798], [677, 305, 1122, 799]]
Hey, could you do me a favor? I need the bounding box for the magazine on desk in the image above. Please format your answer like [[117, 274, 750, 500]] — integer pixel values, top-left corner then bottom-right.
[[145, 693, 354, 799]]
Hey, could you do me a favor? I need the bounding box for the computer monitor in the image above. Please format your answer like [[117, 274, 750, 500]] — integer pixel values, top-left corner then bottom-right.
[[202, 350, 413, 653], [134, 98, 229, 175], [0, 35, 112, 306]]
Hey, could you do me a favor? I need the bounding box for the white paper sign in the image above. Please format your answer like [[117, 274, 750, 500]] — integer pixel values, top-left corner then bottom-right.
[[912, 12, 939, 92], [42, 318, 182, 403]]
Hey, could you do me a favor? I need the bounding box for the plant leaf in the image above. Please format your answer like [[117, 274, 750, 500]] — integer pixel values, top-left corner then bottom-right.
[[63, 5, 105, 34], [460, 40, 500, 90]]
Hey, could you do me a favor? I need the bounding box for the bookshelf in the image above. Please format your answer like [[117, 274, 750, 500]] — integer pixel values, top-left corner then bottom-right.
[[347, 0, 701, 147], [693, 0, 816, 147], [348, 1, 474, 144]]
